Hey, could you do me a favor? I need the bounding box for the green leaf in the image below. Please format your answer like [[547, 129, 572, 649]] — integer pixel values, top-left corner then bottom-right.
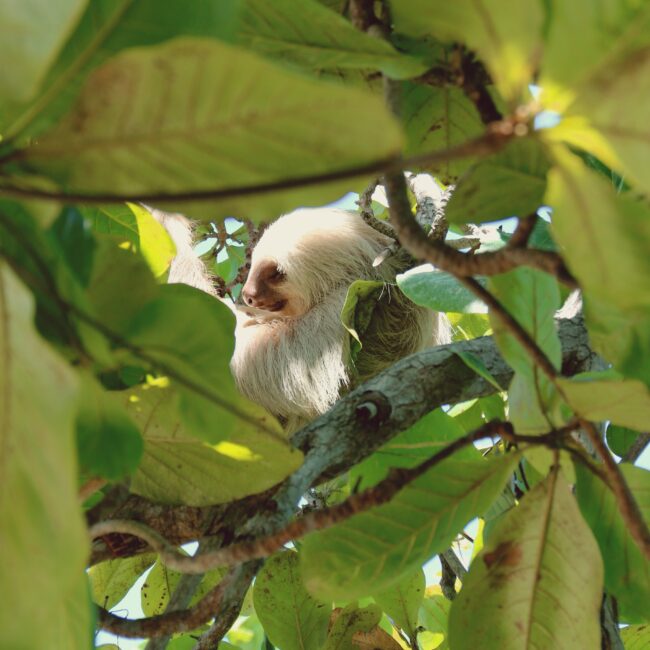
[[419, 588, 450, 639], [128, 384, 301, 506], [141, 557, 225, 616], [125, 283, 284, 442], [89, 554, 156, 610], [84, 203, 176, 278], [540, 1, 650, 106], [0, 264, 91, 649], [575, 462, 650, 623], [449, 471, 603, 648], [0, 0, 87, 105], [302, 453, 519, 600], [390, 0, 544, 102], [11, 37, 403, 219], [547, 151, 650, 310], [566, 47, 650, 194], [340, 280, 384, 360], [445, 138, 551, 224], [350, 408, 476, 492], [48, 205, 97, 286], [557, 372, 650, 431], [75, 374, 143, 480], [397, 266, 487, 314], [253, 551, 330, 650], [621, 624, 650, 649], [448, 312, 491, 341], [86, 238, 159, 335], [2, 0, 238, 141], [236, 0, 426, 78], [489, 267, 564, 433], [372, 568, 425, 635], [583, 295, 650, 388], [324, 604, 382, 650], [607, 424, 642, 458], [400, 82, 484, 183]]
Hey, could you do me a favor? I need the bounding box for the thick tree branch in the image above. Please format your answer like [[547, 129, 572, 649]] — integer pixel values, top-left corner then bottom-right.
[[89, 315, 594, 566]]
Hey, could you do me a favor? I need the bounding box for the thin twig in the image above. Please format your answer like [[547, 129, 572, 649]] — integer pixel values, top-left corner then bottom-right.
[[507, 213, 538, 248], [0, 130, 510, 206], [621, 432, 650, 464]]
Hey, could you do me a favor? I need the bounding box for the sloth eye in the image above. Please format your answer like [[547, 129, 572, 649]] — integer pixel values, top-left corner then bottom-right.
[[268, 268, 286, 283]]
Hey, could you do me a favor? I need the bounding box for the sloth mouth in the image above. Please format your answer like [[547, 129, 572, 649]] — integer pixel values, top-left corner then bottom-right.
[[238, 300, 288, 323]]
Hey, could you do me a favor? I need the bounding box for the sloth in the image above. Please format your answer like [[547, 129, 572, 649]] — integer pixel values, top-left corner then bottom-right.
[[151, 206, 448, 433], [228, 208, 449, 432]]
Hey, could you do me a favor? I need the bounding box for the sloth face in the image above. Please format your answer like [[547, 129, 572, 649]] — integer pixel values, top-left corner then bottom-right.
[[240, 258, 308, 320]]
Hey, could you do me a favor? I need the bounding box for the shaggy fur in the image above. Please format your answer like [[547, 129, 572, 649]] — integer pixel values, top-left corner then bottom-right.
[[230, 208, 449, 432]]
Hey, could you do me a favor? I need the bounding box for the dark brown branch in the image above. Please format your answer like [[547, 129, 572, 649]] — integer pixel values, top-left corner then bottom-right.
[[439, 554, 458, 601], [580, 419, 650, 560], [622, 432, 650, 464], [383, 171, 577, 287], [507, 213, 538, 248]]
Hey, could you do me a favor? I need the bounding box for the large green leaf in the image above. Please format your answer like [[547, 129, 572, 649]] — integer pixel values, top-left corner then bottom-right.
[[128, 384, 301, 506], [400, 82, 484, 183], [558, 372, 650, 432], [236, 0, 425, 78], [546, 151, 650, 383], [253, 551, 330, 650], [89, 553, 156, 610], [449, 471, 603, 648], [125, 283, 285, 444], [1, 0, 238, 141], [397, 265, 487, 314], [540, 0, 650, 106], [445, 138, 551, 224], [324, 604, 382, 650], [390, 0, 544, 102], [0, 0, 87, 105], [0, 264, 91, 649], [302, 453, 519, 600], [489, 268, 564, 434], [575, 462, 650, 623], [9, 37, 403, 219], [565, 44, 650, 194]]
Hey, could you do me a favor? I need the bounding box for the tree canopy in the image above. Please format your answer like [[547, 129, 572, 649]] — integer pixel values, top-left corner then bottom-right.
[[0, 1, 649, 649]]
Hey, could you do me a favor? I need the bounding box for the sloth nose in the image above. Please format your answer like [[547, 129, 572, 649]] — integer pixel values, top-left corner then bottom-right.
[[242, 284, 259, 307]]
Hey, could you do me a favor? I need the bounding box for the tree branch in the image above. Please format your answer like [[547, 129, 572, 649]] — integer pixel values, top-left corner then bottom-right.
[[88, 315, 595, 565]]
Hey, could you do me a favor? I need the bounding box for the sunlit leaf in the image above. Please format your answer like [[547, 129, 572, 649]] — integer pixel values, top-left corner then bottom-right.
[[302, 453, 519, 600], [449, 471, 603, 648], [253, 551, 330, 650], [575, 462, 650, 623], [89, 554, 156, 610], [0, 264, 91, 649], [11, 37, 402, 220], [621, 624, 650, 649], [128, 384, 301, 506]]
